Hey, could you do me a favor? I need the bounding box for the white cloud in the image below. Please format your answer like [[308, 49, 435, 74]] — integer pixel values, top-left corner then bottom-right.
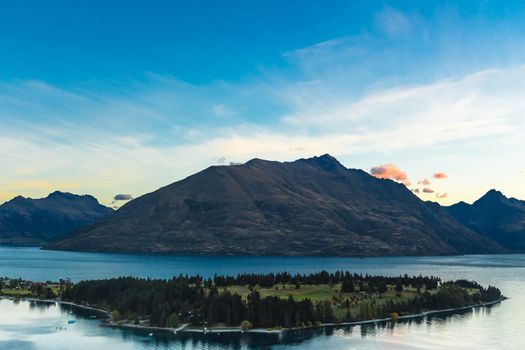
[[283, 66, 525, 128]]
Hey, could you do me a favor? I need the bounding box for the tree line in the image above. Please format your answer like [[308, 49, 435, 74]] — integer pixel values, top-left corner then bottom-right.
[[212, 271, 440, 290], [60, 272, 502, 329]]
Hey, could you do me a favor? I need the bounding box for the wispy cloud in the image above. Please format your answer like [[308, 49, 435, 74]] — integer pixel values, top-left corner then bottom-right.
[[374, 6, 414, 38], [2, 65, 525, 204]]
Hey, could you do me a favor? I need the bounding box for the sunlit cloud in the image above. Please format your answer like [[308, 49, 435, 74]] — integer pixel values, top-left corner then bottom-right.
[[370, 164, 411, 186], [423, 188, 435, 193], [433, 172, 448, 179], [418, 178, 432, 185]]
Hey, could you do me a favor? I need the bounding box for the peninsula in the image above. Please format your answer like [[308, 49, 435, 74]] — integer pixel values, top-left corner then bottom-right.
[[0, 271, 504, 333]]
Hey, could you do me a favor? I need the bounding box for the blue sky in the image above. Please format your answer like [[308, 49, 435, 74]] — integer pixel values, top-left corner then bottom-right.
[[1, 1, 525, 206]]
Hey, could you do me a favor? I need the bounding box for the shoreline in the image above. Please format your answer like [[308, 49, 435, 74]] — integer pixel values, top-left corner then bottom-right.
[[0, 296, 111, 319], [37, 245, 525, 258], [1, 296, 503, 336], [3, 244, 524, 259], [104, 297, 507, 335]]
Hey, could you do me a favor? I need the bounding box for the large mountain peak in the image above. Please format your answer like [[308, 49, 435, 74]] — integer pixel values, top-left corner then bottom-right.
[[48, 154, 503, 256]]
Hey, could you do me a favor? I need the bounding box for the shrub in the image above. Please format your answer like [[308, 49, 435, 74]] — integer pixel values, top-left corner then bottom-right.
[[240, 320, 253, 331], [167, 313, 180, 328], [111, 310, 120, 322]]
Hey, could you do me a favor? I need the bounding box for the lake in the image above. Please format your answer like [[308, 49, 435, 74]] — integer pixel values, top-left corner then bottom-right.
[[1, 246, 524, 349]]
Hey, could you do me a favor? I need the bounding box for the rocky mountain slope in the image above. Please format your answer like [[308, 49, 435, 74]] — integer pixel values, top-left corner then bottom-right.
[[47, 155, 504, 256]]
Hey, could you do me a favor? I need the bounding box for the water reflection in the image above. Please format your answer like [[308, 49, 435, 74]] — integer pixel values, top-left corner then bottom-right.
[[29, 300, 55, 311], [0, 295, 516, 349], [0, 247, 523, 349]]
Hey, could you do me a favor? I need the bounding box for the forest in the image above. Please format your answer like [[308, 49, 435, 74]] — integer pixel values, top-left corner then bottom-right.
[[57, 271, 503, 329]]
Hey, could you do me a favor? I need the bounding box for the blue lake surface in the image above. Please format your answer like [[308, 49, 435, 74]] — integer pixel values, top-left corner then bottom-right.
[[1, 246, 524, 349]]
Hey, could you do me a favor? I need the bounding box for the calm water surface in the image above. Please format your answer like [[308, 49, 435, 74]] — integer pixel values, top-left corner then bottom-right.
[[1, 246, 524, 349]]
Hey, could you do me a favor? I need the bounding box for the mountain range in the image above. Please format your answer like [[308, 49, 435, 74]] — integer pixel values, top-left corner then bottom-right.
[[445, 189, 525, 251], [46, 154, 511, 256], [0, 191, 112, 245]]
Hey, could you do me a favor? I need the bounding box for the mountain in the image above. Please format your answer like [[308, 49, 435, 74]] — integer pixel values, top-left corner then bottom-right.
[[0, 191, 113, 245], [445, 189, 525, 251], [47, 155, 504, 256]]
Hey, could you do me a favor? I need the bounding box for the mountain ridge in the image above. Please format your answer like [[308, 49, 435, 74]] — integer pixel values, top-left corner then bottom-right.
[[47, 155, 505, 256]]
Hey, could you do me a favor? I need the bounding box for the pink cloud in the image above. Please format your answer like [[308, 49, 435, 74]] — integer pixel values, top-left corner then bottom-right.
[[370, 164, 411, 186], [418, 178, 432, 185], [436, 193, 448, 198], [411, 188, 420, 193], [433, 172, 448, 179], [422, 188, 435, 193]]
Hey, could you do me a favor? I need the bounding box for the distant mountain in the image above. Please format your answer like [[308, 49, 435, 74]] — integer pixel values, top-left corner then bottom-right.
[[445, 189, 525, 251], [0, 191, 113, 245], [47, 155, 504, 256]]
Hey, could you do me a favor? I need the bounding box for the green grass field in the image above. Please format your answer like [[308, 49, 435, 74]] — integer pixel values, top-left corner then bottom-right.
[[224, 283, 421, 300], [0, 288, 32, 297], [220, 283, 482, 320], [221, 283, 430, 319], [0, 284, 61, 299]]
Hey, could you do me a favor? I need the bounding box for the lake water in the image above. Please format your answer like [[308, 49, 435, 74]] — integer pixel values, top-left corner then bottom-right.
[[1, 246, 524, 349]]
